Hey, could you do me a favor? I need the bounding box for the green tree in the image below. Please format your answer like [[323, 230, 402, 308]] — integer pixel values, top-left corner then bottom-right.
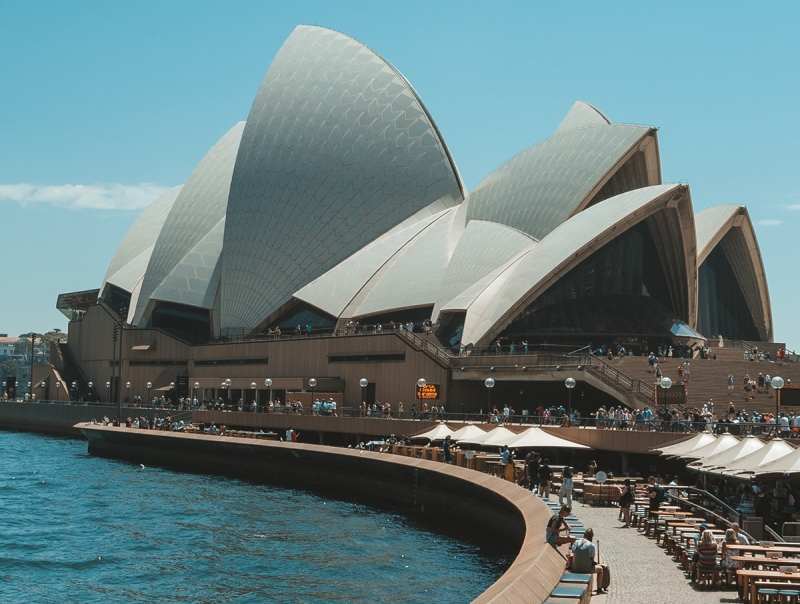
[[0, 357, 18, 381]]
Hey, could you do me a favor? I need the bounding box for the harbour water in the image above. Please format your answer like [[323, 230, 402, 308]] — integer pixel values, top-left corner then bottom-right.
[[1, 431, 509, 603]]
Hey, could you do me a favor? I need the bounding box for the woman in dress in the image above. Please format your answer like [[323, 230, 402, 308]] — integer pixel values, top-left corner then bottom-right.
[[618, 478, 634, 527], [720, 528, 740, 570]]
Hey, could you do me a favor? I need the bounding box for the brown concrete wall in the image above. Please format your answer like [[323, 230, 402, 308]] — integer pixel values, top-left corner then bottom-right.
[[541, 426, 693, 454], [69, 305, 450, 410], [80, 425, 567, 604], [194, 410, 438, 440]]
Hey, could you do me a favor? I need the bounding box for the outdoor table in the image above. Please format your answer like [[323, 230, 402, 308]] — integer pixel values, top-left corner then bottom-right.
[[736, 545, 800, 557], [737, 568, 800, 601], [732, 556, 800, 569]]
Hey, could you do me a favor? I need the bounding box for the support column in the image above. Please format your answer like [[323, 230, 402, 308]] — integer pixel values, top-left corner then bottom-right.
[[620, 452, 631, 475]]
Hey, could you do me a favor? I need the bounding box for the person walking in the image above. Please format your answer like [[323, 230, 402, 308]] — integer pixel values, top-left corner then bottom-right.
[[539, 458, 553, 498], [558, 466, 574, 507]]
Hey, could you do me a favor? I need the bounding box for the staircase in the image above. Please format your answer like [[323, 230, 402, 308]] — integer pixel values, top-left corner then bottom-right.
[[582, 355, 656, 409], [612, 346, 800, 415]]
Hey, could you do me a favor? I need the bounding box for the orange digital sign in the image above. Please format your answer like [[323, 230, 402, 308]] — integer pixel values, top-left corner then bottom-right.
[[416, 383, 439, 399]]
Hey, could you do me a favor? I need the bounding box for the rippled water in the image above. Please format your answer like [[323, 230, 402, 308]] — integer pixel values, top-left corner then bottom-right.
[[0, 431, 508, 603]]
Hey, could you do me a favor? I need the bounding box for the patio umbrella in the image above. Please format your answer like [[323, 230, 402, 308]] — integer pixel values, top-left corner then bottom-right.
[[750, 441, 800, 476], [677, 433, 740, 461], [688, 435, 766, 471], [459, 426, 516, 447], [449, 424, 489, 442], [715, 438, 796, 477], [409, 422, 456, 443], [506, 426, 589, 449], [651, 431, 717, 456]]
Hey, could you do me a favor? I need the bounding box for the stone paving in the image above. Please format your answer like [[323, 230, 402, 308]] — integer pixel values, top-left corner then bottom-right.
[[545, 493, 742, 604]]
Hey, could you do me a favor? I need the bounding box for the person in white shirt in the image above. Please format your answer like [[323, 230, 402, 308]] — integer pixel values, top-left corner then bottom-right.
[[779, 413, 791, 436]]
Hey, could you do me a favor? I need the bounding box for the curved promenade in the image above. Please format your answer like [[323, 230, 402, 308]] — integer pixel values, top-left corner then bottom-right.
[[80, 424, 565, 603]]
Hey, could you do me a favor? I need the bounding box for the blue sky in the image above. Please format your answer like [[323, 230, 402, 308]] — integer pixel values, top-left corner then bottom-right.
[[1, 1, 797, 348]]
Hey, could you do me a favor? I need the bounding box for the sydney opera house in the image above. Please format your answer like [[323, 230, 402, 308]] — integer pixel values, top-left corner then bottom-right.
[[51, 25, 772, 411]]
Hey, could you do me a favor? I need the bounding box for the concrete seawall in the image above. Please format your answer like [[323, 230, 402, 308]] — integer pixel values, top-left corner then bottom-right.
[[80, 424, 566, 604], [0, 401, 124, 436]]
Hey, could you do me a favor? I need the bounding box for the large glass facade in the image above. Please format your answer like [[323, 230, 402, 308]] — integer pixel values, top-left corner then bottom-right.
[[499, 223, 695, 343], [151, 302, 211, 343], [697, 245, 760, 341], [271, 301, 337, 332]]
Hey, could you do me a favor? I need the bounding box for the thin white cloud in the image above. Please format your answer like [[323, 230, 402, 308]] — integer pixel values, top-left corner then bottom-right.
[[0, 183, 170, 210], [757, 219, 782, 226], [788, 204, 800, 211]]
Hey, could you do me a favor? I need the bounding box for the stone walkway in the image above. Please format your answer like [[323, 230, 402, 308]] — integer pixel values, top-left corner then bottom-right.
[[547, 494, 742, 604]]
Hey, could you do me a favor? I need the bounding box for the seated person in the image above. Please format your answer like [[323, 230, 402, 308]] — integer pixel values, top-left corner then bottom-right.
[[720, 528, 740, 570], [731, 522, 750, 545], [691, 529, 719, 580], [546, 504, 576, 546], [571, 528, 606, 594]]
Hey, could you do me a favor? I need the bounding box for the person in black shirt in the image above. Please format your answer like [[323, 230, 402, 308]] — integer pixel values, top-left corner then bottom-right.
[[526, 452, 541, 492], [539, 458, 553, 498]]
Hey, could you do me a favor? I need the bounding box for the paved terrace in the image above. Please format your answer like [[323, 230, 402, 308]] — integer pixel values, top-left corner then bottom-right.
[[545, 492, 738, 604]]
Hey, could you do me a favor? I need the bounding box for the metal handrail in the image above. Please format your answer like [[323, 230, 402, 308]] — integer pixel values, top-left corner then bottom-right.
[[582, 355, 656, 407], [670, 488, 754, 540]]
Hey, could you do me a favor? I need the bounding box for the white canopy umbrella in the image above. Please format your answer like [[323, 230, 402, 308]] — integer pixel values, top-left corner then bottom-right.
[[410, 422, 456, 443], [450, 424, 489, 442], [750, 442, 800, 476], [717, 438, 796, 477], [688, 435, 766, 470], [678, 433, 740, 461], [459, 426, 516, 447], [506, 426, 589, 449], [651, 431, 717, 456]]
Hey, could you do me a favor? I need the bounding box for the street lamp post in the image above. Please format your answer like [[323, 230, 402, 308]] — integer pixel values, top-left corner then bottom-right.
[[484, 377, 495, 413], [264, 378, 273, 409], [71, 381, 77, 403], [27, 382, 31, 401], [359, 378, 368, 406], [169, 382, 175, 408], [125, 382, 130, 408], [2, 381, 6, 400], [87, 381, 93, 403], [106, 381, 111, 402], [659, 376, 672, 429], [146, 381, 152, 407], [773, 376, 785, 430], [250, 382, 257, 411], [55, 381, 60, 401], [27, 332, 38, 402], [309, 378, 317, 408], [193, 382, 200, 407], [40, 381, 46, 402], [565, 377, 576, 426]]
